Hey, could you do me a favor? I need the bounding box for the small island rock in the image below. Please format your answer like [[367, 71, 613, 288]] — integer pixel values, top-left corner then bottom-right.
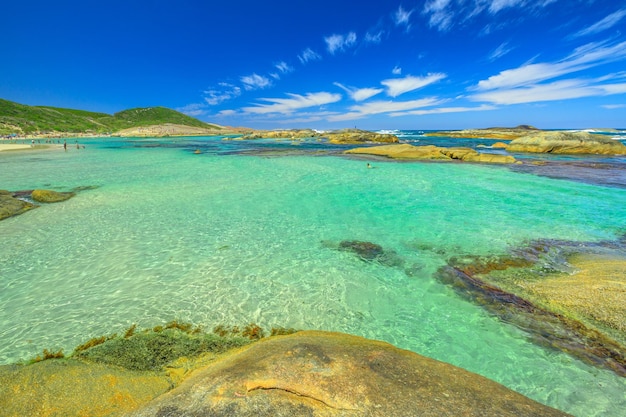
[[506, 131, 626, 155], [31, 189, 76, 203], [346, 143, 516, 164]]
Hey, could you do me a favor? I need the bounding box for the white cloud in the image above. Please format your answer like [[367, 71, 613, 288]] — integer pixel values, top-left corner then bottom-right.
[[275, 61, 294, 73], [177, 103, 207, 117], [602, 104, 626, 109], [390, 104, 497, 117], [392, 66, 402, 75], [333, 82, 383, 101], [470, 78, 626, 105], [203, 83, 242, 105], [381, 73, 447, 97], [474, 41, 626, 92], [488, 0, 526, 14], [423, 0, 454, 31], [572, 8, 626, 37], [488, 42, 513, 61], [328, 98, 446, 121], [364, 30, 383, 44], [240, 73, 272, 91], [325, 32, 357, 54], [393, 5, 413, 27], [242, 92, 342, 115], [298, 47, 322, 64]]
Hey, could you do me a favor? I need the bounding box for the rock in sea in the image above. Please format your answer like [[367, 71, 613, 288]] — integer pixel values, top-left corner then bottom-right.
[[0, 190, 36, 220], [31, 189, 76, 203]]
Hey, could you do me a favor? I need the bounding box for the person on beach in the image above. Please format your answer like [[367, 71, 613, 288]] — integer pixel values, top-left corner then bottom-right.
[[63, 140, 67, 151]]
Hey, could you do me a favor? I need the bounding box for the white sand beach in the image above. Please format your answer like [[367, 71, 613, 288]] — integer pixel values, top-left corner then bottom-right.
[[0, 144, 32, 152]]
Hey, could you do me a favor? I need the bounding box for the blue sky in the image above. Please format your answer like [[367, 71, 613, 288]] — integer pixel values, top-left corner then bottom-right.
[[2, 0, 625, 130]]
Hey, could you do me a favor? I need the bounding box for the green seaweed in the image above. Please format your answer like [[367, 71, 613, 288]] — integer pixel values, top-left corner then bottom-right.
[[74, 325, 251, 371], [31, 349, 65, 363]]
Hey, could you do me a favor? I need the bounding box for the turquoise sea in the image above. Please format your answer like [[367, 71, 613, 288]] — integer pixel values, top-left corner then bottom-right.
[[1, 132, 626, 416]]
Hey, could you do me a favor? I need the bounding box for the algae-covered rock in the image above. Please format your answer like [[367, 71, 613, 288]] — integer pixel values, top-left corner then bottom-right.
[[129, 330, 569, 417], [506, 131, 626, 154], [0, 190, 37, 220], [325, 129, 399, 144], [31, 189, 76, 203], [0, 359, 171, 417]]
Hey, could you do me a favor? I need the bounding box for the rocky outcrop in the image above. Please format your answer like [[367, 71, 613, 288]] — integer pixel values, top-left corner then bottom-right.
[[130, 331, 568, 417], [506, 131, 626, 155], [325, 129, 399, 144], [240, 129, 399, 144], [0, 190, 36, 220], [345, 143, 517, 164], [426, 125, 539, 140], [31, 189, 75, 203]]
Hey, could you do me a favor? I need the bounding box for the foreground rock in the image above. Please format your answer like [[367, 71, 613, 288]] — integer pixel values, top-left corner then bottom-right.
[[130, 331, 568, 417], [0, 359, 171, 417], [0, 190, 36, 220], [506, 131, 626, 154], [346, 143, 516, 164]]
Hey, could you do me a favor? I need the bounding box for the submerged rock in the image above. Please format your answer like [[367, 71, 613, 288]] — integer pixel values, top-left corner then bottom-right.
[[31, 189, 76, 203], [336, 240, 405, 268], [129, 330, 569, 417], [506, 131, 626, 154], [345, 143, 517, 164], [438, 239, 626, 377], [0, 190, 37, 220]]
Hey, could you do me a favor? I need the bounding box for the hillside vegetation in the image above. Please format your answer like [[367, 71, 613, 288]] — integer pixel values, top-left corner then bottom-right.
[[0, 99, 221, 135]]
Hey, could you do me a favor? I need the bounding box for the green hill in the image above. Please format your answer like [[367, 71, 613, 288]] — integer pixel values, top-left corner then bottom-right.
[[0, 99, 221, 135]]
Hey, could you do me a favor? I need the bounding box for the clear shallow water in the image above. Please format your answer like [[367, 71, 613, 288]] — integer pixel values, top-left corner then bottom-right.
[[1, 136, 625, 416]]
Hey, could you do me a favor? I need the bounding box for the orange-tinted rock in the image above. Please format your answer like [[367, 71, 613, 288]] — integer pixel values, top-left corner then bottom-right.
[[130, 331, 569, 417]]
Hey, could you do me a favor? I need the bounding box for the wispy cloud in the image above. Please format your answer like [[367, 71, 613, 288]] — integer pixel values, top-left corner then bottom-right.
[[364, 30, 383, 44], [601, 104, 626, 109], [488, 41, 514, 61], [470, 78, 626, 105], [390, 104, 497, 117], [393, 5, 413, 29], [333, 82, 383, 101], [275, 61, 294, 74], [328, 98, 445, 122], [468, 40, 626, 105], [424, 0, 555, 32], [381, 73, 447, 97], [572, 8, 626, 38], [423, 0, 454, 31], [203, 83, 242, 105], [392, 66, 402, 75], [240, 73, 272, 91], [325, 32, 357, 54], [298, 48, 322, 64], [474, 40, 626, 92], [242, 92, 342, 115]]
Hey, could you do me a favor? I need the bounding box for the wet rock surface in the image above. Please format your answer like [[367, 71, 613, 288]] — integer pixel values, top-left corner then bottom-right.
[[0, 190, 37, 220], [129, 331, 569, 417], [437, 237, 626, 377]]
